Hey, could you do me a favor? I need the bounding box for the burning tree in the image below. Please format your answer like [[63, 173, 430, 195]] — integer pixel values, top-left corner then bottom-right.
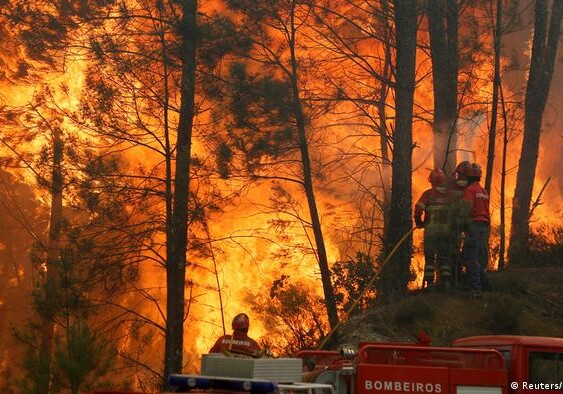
[[1, 0, 230, 389], [1, 2, 563, 391], [214, 0, 340, 331], [427, 0, 459, 174], [509, 0, 563, 264], [377, 0, 417, 302], [73, 0, 252, 387]]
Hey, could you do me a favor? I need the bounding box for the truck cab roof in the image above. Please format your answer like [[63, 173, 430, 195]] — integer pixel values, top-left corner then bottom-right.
[[453, 335, 563, 348]]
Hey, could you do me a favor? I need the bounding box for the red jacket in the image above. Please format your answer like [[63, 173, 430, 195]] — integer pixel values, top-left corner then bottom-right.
[[414, 187, 450, 224], [209, 330, 261, 355], [462, 182, 490, 223], [448, 180, 467, 199]]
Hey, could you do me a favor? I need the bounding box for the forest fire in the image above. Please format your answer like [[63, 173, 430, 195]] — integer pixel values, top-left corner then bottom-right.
[[0, 0, 562, 393]]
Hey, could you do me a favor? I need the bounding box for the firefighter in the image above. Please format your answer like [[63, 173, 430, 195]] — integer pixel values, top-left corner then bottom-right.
[[460, 163, 490, 299], [448, 161, 472, 287], [209, 313, 262, 356], [453, 161, 471, 189], [414, 169, 453, 291]]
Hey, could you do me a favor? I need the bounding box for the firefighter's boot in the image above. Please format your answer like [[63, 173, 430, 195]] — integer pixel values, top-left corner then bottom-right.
[[423, 279, 435, 291]]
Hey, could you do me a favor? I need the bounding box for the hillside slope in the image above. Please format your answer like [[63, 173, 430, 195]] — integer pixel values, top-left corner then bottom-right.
[[337, 267, 563, 348]]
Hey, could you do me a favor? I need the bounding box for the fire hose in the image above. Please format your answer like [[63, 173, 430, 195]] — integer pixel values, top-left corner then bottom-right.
[[317, 226, 417, 350]]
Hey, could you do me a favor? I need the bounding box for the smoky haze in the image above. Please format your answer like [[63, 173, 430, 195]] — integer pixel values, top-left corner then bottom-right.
[[0, 170, 48, 385]]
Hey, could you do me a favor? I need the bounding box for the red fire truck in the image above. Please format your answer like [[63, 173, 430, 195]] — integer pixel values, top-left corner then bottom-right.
[[90, 335, 563, 394], [452, 335, 563, 393], [296, 335, 563, 394]]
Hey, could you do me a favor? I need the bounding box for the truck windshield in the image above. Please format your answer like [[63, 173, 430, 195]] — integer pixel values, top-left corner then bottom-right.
[[529, 351, 563, 384]]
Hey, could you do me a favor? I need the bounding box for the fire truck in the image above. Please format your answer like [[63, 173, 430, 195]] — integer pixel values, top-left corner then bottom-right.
[[90, 335, 563, 394], [296, 335, 563, 394]]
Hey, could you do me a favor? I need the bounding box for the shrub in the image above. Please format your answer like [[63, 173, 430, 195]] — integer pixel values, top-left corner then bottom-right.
[[331, 252, 378, 315], [524, 225, 563, 267]]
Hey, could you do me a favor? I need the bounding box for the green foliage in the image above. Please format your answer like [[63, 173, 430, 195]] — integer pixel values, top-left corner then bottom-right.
[[210, 61, 297, 177], [248, 275, 328, 356], [226, 61, 294, 131], [331, 252, 378, 315], [53, 323, 116, 393], [14, 321, 117, 394], [18, 252, 119, 393], [15, 328, 53, 394], [199, 16, 252, 69], [31, 251, 91, 321]]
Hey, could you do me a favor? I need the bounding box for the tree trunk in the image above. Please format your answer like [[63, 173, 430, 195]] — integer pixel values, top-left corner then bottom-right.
[[164, 0, 198, 386], [499, 84, 508, 270], [377, 0, 393, 252], [39, 125, 64, 394], [378, 0, 417, 302], [288, 0, 339, 331], [508, 0, 563, 264], [484, 0, 502, 194], [427, 0, 459, 174]]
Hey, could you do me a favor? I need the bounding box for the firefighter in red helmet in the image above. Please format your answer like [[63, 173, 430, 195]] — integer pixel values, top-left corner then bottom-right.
[[448, 160, 473, 287], [454, 161, 472, 190], [460, 163, 490, 299], [209, 313, 262, 356], [414, 169, 453, 290]]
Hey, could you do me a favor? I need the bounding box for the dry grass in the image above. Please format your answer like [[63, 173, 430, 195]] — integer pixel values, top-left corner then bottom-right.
[[336, 267, 563, 349]]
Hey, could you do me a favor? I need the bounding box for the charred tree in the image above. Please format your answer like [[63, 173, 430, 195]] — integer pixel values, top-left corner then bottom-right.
[[74, 0, 239, 384], [427, 0, 459, 174], [308, 0, 396, 254], [508, 0, 563, 264], [378, 0, 417, 302], [164, 0, 198, 384], [498, 84, 509, 270], [4, 0, 233, 389], [287, 2, 339, 332], [484, 0, 502, 195], [38, 123, 64, 394], [1, 12, 76, 390], [217, 0, 340, 331], [377, 2, 394, 238]]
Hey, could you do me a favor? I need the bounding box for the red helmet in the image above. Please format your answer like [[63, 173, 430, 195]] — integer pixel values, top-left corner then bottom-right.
[[455, 161, 472, 179], [232, 313, 250, 331], [428, 169, 446, 186], [468, 163, 482, 178]]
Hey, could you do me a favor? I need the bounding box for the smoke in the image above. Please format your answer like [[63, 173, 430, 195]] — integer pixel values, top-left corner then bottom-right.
[[457, 113, 487, 164], [0, 171, 45, 385]]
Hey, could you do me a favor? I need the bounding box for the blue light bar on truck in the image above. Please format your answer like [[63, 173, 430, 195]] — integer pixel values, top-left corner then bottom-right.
[[167, 374, 278, 394]]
